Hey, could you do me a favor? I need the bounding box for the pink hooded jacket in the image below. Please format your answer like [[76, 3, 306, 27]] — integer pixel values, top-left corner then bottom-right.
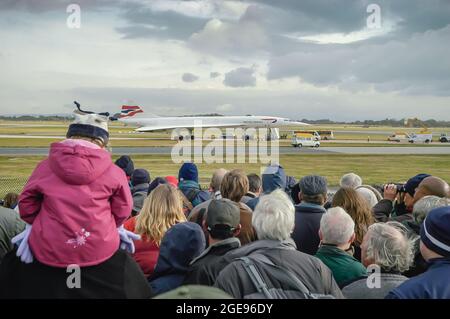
[[19, 140, 133, 267]]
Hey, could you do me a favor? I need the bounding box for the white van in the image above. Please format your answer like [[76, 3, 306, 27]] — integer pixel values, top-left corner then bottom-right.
[[291, 136, 320, 148], [408, 133, 433, 143]]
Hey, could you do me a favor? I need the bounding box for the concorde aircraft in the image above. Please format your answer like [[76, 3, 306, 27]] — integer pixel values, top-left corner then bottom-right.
[[74, 102, 308, 140], [112, 105, 309, 141]]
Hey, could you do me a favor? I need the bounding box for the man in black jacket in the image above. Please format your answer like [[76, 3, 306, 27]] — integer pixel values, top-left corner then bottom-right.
[[292, 175, 328, 255], [184, 199, 241, 286], [214, 190, 343, 299]]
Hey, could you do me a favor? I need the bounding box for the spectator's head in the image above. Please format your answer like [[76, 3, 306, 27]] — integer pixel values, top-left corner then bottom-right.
[[147, 177, 168, 195], [247, 173, 262, 195], [340, 173, 362, 189], [361, 222, 414, 273], [165, 176, 179, 188], [252, 189, 295, 241], [154, 222, 206, 276], [220, 169, 249, 203], [205, 199, 241, 241], [319, 207, 355, 248], [414, 176, 450, 204], [403, 173, 431, 208], [261, 164, 286, 194], [136, 184, 186, 245], [210, 168, 228, 193], [115, 155, 135, 178], [356, 187, 379, 208], [66, 111, 109, 148], [413, 195, 450, 224], [3, 192, 19, 209], [178, 163, 199, 183], [290, 182, 301, 205], [420, 206, 450, 260], [131, 169, 150, 186], [332, 187, 375, 245], [298, 175, 328, 205]]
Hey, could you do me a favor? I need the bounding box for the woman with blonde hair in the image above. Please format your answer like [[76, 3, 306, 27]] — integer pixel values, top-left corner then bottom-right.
[[332, 187, 375, 261], [124, 184, 186, 277]]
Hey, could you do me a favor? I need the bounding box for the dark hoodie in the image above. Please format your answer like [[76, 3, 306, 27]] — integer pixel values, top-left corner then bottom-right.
[[149, 222, 206, 296], [246, 165, 286, 210]]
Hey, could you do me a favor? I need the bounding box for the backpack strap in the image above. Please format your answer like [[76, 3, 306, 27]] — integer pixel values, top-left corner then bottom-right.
[[185, 188, 201, 205], [249, 253, 313, 297], [237, 257, 274, 299]]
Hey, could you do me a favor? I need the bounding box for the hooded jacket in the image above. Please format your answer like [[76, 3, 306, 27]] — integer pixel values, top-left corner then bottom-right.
[[246, 166, 286, 211], [19, 140, 133, 267], [149, 222, 205, 296]]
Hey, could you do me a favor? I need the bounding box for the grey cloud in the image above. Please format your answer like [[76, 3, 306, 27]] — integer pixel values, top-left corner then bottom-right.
[[117, 3, 206, 40], [0, 0, 119, 12], [210, 72, 221, 78], [182, 73, 200, 82], [188, 5, 268, 57], [223, 67, 256, 87], [268, 26, 450, 95]]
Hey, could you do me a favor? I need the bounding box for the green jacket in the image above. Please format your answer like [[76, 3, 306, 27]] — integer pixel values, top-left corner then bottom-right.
[[315, 245, 367, 288], [0, 206, 25, 263]]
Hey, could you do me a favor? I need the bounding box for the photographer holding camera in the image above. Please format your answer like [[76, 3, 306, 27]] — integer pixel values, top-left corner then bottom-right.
[[373, 174, 430, 223]]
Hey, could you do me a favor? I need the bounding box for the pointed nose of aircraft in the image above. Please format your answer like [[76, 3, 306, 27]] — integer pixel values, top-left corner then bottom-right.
[[283, 119, 310, 126]]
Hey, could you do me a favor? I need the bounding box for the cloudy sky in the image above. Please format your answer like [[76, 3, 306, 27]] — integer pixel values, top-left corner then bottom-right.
[[0, 0, 449, 120]]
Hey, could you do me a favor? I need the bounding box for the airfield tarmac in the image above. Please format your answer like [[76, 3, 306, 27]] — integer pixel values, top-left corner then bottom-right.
[[1, 146, 449, 156]]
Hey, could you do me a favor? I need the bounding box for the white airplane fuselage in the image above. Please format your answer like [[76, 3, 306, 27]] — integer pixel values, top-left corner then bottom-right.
[[119, 115, 307, 132]]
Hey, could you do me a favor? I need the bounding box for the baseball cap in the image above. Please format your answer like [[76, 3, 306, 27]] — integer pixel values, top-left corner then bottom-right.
[[206, 199, 240, 232]]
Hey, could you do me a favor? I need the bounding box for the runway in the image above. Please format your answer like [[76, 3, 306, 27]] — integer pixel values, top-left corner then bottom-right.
[[0, 146, 449, 156]]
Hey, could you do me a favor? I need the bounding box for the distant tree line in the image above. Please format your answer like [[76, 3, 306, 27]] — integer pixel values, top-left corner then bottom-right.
[[300, 118, 450, 127], [0, 115, 72, 121]]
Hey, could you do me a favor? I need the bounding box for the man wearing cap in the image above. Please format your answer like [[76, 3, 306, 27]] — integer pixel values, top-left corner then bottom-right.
[[184, 199, 242, 286], [373, 173, 431, 222], [130, 169, 151, 217], [292, 175, 329, 255], [386, 206, 450, 299]]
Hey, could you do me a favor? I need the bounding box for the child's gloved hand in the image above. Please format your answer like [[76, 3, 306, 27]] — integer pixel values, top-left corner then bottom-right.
[[12, 224, 34, 264], [118, 225, 141, 254]]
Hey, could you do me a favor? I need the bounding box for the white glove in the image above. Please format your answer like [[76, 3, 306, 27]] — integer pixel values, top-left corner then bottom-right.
[[12, 224, 34, 264], [118, 225, 141, 254]]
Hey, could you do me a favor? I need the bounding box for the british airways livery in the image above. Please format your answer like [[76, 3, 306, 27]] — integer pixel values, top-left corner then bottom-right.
[[115, 105, 308, 140]]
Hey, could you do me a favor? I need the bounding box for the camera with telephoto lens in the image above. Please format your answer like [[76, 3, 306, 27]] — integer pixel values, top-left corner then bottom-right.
[[384, 183, 406, 194]]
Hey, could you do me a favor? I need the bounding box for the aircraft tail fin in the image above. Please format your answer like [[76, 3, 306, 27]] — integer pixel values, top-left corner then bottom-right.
[[120, 105, 144, 118]]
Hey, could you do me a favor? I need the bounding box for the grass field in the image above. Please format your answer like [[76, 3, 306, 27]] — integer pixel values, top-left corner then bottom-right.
[[1, 120, 449, 147], [1, 154, 449, 197], [0, 137, 449, 148]]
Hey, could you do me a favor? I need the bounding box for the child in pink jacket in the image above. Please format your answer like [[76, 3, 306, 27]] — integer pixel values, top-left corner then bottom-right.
[[14, 109, 138, 267]]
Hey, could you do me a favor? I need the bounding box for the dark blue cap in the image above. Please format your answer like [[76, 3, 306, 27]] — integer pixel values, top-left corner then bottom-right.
[[420, 206, 450, 257]]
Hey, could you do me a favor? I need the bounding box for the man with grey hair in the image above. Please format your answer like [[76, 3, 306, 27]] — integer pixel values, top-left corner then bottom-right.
[[209, 168, 228, 200], [413, 196, 450, 228], [214, 190, 343, 299], [340, 173, 363, 189], [315, 207, 367, 288], [402, 196, 450, 277], [342, 222, 414, 299], [292, 175, 328, 255]]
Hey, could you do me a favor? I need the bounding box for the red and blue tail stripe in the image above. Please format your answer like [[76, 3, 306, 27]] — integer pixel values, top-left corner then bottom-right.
[[120, 105, 144, 118]]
